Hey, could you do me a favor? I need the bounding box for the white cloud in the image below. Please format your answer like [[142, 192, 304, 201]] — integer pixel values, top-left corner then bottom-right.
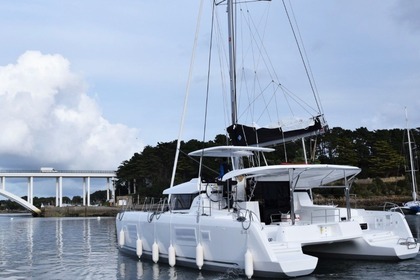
[[0, 51, 140, 170]]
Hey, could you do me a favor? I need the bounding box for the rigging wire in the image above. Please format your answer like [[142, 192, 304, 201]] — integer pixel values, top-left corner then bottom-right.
[[282, 0, 324, 116], [239, 4, 290, 121], [237, 2, 319, 124], [198, 1, 217, 179], [215, 1, 324, 129], [180, 148, 219, 176], [216, 1, 322, 128], [236, 4, 321, 123], [288, 3, 323, 115], [169, 0, 204, 188], [211, 0, 234, 140]]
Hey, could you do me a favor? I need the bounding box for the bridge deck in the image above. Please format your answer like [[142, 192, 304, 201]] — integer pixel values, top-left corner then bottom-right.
[[0, 170, 116, 178]]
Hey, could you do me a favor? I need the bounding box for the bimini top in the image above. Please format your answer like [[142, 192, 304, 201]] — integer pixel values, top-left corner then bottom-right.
[[222, 164, 361, 189], [188, 145, 274, 158]]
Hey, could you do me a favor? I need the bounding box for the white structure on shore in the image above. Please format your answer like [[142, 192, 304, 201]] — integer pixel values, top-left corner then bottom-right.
[[0, 168, 116, 214]]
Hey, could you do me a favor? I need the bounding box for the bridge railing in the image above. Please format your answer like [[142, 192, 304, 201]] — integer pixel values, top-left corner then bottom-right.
[[0, 170, 116, 174]]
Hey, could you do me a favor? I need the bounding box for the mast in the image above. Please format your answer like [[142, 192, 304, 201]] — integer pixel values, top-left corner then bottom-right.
[[227, 0, 237, 126], [406, 107, 418, 202]]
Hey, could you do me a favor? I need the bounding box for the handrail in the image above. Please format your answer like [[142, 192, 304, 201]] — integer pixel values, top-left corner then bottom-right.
[[310, 208, 340, 224], [398, 237, 418, 249], [383, 202, 405, 216]]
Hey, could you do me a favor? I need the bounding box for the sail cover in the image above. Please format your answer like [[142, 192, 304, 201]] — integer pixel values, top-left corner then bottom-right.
[[227, 115, 327, 147]]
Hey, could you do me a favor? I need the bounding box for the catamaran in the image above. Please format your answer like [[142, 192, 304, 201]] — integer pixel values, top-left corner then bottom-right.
[[116, 1, 418, 278]]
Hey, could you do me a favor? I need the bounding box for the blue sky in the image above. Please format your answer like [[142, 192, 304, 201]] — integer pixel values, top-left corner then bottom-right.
[[1, 1, 420, 198]]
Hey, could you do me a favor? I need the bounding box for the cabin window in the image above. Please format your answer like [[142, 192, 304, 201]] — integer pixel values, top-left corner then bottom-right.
[[170, 194, 196, 210]]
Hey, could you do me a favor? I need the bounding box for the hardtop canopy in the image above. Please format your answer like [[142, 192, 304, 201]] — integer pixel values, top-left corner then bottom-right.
[[163, 164, 361, 195], [222, 164, 361, 189], [188, 145, 274, 158]]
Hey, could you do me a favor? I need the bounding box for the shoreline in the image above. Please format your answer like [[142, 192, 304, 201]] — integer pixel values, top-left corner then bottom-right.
[[1, 206, 122, 217], [40, 205, 121, 217], [1, 195, 413, 217]]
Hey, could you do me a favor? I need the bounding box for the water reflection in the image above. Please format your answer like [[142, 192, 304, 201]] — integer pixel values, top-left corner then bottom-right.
[[56, 217, 63, 260], [0, 215, 119, 279], [406, 215, 420, 240], [137, 261, 143, 278], [116, 253, 223, 280], [0, 214, 419, 280]]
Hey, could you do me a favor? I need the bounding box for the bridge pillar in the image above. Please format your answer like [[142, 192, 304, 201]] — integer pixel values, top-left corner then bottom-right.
[[87, 176, 91, 206], [27, 177, 34, 204], [82, 177, 92, 206], [111, 178, 116, 205], [55, 177, 59, 206], [1, 176, 4, 190], [59, 177, 63, 207], [83, 177, 86, 206], [106, 178, 110, 201], [55, 177, 63, 207]]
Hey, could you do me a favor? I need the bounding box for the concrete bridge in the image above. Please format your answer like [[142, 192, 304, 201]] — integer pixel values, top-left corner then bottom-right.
[[0, 169, 116, 215]]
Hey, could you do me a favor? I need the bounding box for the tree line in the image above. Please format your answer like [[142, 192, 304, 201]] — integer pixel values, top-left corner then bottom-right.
[[115, 127, 420, 199], [2, 126, 418, 211]]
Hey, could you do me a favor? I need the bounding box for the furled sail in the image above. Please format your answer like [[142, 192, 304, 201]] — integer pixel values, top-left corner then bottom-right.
[[227, 115, 328, 147]]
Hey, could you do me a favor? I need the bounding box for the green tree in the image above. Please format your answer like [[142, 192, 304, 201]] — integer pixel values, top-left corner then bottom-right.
[[369, 140, 404, 177], [317, 127, 358, 166], [72, 196, 83, 205], [115, 127, 416, 199]]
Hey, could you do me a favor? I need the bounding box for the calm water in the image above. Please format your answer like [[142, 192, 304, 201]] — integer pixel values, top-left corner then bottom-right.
[[0, 214, 419, 280]]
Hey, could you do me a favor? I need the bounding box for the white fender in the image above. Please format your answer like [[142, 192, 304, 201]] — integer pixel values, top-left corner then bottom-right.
[[168, 244, 176, 267], [245, 249, 254, 279], [136, 238, 143, 258], [152, 242, 159, 263], [196, 243, 204, 269]]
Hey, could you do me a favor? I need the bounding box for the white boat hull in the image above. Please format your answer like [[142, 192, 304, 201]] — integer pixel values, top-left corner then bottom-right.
[[302, 209, 419, 260], [116, 209, 320, 278]]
